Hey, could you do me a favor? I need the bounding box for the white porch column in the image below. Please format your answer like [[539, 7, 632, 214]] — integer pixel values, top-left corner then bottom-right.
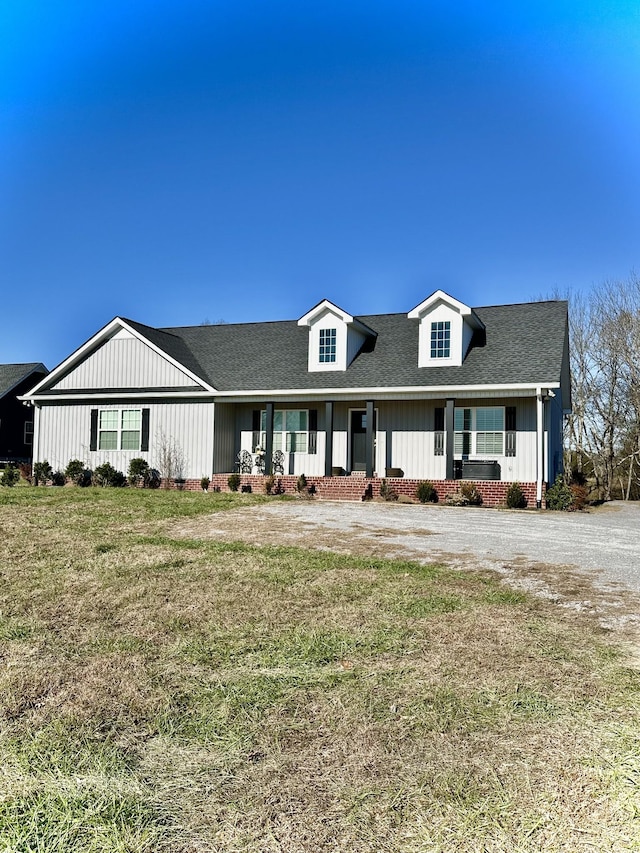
[[32, 403, 41, 466], [536, 389, 545, 508]]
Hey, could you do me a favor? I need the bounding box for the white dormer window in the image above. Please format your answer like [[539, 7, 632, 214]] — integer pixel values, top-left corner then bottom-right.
[[430, 321, 451, 359], [408, 290, 484, 368], [298, 300, 376, 372], [319, 328, 337, 363]]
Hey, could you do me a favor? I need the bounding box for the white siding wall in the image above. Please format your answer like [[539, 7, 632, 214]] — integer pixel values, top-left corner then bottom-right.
[[37, 401, 214, 479], [237, 404, 325, 476], [376, 398, 538, 481], [53, 336, 200, 390], [231, 398, 539, 481]]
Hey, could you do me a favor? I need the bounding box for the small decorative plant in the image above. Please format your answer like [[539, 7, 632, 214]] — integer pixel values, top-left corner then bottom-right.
[[200, 476, 210, 492], [379, 479, 398, 501], [50, 470, 66, 487], [128, 458, 150, 487], [445, 482, 482, 506], [264, 474, 275, 495], [459, 481, 483, 506], [416, 481, 438, 503], [0, 466, 20, 487], [296, 473, 308, 494], [546, 476, 574, 511], [92, 463, 126, 487], [505, 482, 527, 509], [33, 460, 52, 486], [65, 459, 92, 486], [227, 473, 241, 492]]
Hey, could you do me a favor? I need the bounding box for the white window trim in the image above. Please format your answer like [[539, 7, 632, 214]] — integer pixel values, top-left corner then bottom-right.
[[430, 320, 451, 360], [319, 327, 337, 363], [260, 409, 310, 454], [454, 406, 505, 457], [98, 408, 143, 452]]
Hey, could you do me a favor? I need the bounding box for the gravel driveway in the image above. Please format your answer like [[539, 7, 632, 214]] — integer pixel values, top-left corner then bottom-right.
[[177, 499, 640, 636]]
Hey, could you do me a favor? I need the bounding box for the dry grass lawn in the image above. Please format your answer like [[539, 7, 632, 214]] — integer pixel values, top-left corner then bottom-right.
[[0, 486, 638, 851]]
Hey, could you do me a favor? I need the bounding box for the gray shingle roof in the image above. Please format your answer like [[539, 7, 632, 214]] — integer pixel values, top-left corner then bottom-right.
[[0, 363, 47, 399], [157, 300, 568, 392]]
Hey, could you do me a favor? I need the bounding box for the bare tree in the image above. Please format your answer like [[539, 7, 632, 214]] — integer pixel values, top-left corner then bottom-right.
[[563, 274, 640, 500], [155, 430, 186, 488]]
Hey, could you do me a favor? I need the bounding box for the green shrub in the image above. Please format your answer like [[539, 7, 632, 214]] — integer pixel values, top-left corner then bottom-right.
[[505, 482, 527, 509], [416, 481, 438, 503], [459, 481, 483, 506], [0, 466, 20, 487], [65, 459, 91, 486], [128, 457, 150, 487], [50, 470, 66, 486], [93, 463, 126, 487], [546, 476, 574, 511], [379, 479, 398, 501], [200, 476, 210, 492], [33, 460, 52, 486], [227, 473, 241, 492]]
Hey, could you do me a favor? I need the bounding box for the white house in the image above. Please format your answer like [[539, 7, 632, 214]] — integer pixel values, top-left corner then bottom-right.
[[21, 292, 570, 506]]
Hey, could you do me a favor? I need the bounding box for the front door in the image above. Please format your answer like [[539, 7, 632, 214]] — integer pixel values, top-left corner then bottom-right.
[[350, 410, 376, 472]]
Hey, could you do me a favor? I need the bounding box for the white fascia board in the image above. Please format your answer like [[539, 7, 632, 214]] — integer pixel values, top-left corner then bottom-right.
[[297, 300, 376, 338], [297, 299, 353, 326], [28, 390, 216, 402], [21, 318, 125, 398], [22, 317, 216, 398], [216, 382, 561, 403], [408, 290, 484, 329]]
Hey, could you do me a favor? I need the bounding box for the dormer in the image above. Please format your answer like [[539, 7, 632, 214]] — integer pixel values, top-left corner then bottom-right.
[[298, 300, 376, 372], [408, 290, 484, 368]]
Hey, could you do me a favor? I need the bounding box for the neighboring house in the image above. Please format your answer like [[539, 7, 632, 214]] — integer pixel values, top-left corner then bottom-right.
[[0, 363, 48, 465], [21, 292, 570, 505]]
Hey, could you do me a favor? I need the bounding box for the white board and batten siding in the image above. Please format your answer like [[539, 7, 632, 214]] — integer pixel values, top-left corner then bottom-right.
[[52, 331, 200, 391], [37, 402, 214, 480], [377, 398, 539, 481], [236, 404, 325, 477]]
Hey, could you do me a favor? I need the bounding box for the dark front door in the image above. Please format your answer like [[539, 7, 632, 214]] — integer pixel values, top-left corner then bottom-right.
[[350, 410, 376, 472]]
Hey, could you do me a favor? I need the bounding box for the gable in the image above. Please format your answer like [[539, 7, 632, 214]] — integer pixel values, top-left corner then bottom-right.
[[50, 329, 201, 391]]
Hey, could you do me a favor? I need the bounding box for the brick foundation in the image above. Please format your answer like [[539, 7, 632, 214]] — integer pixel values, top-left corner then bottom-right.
[[184, 474, 546, 508]]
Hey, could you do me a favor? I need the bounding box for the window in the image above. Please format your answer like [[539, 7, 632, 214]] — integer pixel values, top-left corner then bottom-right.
[[430, 321, 450, 359], [98, 409, 142, 451], [319, 328, 337, 363], [24, 421, 33, 445], [454, 407, 504, 456], [261, 409, 308, 453]]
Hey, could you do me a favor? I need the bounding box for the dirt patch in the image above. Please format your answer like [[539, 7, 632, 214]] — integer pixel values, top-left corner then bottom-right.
[[170, 502, 640, 649]]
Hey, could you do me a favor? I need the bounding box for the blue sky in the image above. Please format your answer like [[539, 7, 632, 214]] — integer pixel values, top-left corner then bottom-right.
[[2, 0, 639, 367]]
